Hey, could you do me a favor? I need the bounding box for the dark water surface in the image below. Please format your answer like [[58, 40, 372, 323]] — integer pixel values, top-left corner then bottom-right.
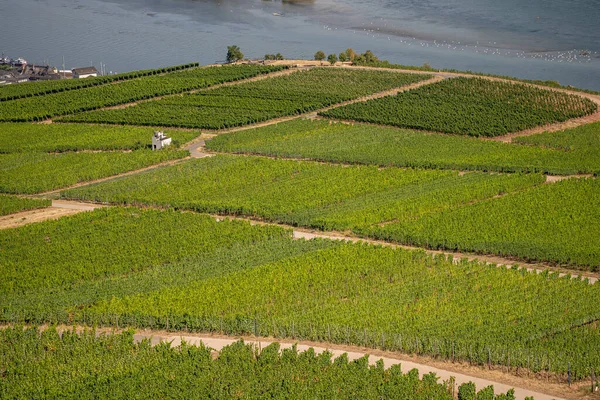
[[1, 0, 599, 90]]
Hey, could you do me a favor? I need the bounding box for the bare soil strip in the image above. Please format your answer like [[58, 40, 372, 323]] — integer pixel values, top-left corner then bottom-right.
[[0, 207, 81, 230], [4, 324, 581, 400], [0, 200, 103, 230]]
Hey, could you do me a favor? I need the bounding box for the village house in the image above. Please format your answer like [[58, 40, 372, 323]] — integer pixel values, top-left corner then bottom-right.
[[72, 66, 98, 79]]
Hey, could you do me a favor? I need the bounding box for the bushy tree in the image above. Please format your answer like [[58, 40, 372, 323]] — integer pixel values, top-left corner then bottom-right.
[[226, 45, 244, 63], [345, 48, 357, 61], [275, 53, 284, 60], [314, 51, 326, 61], [327, 53, 338, 65], [338, 52, 347, 62]]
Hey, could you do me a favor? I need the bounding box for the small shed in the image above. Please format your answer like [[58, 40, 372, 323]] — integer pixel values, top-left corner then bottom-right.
[[72, 66, 98, 79], [152, 131, 172, 150]]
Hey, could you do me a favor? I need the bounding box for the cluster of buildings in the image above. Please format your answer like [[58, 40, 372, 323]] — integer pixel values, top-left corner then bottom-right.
[[0, 55, 99, 86]]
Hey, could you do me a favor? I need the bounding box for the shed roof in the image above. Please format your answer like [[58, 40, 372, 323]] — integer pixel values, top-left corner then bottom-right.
[[72, 66, 98, 75]]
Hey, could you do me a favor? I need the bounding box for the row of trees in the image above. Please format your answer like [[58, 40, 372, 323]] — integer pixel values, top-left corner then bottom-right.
[[227, 45, 381, 65], [314, 48, 380, 64]]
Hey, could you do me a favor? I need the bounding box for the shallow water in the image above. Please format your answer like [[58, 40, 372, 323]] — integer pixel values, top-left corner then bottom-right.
[[1, 0, 599, 90]]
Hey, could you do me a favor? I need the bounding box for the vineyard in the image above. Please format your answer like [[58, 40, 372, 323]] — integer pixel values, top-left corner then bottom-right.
[[0, 65, 284, 122], [59, 68, 433, 129], [60, 155, 600, 268], [363, 178, 600, 270], [206, 119, 600, 175], [61, 155, 543, 229], [0, 62, 199, 102], [0, 123, 199, 153], [515, 121, 600, 151], [0, 194, 50, 216], [1, 327, 474, 399], [1, 208, 599, 380], [0, 150, 188, 194], [320, 77, 597, 136]]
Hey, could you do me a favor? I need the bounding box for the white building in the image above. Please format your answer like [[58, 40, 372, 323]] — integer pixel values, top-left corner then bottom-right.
[[72, 66, 98, 79], [152, 131, 172, 150]]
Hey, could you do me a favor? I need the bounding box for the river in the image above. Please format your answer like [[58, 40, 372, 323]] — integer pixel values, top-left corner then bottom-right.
[[1, 0, 599, 90]]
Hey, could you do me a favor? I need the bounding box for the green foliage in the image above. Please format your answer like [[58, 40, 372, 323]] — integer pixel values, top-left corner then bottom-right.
[[0, 327, 456, 399], [0, 63, 200, 102], [61, 154, 543, 230], [2, 208, 600, 378], [264, 53, 284, 60], [0, 194, 50, 216], [345, 48, 357, 61], [458, 382, 476, 400], [226, 45, 244, 63], [0, 207, 293, 295], [0, 123, 199, 153], [320, 77, 597, 136], [514, 121, 600, 151], [338, 52, 347, 62], [327, 53, 338, 65], [0, 149, 188, 194], [0, 65, 284, 122], [61, 69, 432, 129], [314, 50, 326, 61], [365, 178, 600, 269], [206, 119, 600, 175]]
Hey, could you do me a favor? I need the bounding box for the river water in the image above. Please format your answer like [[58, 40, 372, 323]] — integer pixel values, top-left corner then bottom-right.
[[1, 0, 599, 90]]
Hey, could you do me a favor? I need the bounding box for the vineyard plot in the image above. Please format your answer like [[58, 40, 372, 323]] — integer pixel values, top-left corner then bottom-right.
[[206, 119, 600, 175], [0, 150, 188, 194], [2, 208, 600, 378], [62, 155, 600, 267], [0, 123, 199, 153], [320, 77, 597, 136], [364, 178, 600, 269], [0, 65, 284, 122], [61, 155, 542, 231], [0, 194, 50, 216], [59, 68, 433, 129]]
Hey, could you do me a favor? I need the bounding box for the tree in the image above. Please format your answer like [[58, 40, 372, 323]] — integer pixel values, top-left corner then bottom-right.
[[264, 54, 275, 60], [338, 52, 347, 62], [363, 50, 378, 63], [327, 53, 338, 65], [345, 48, 357, 61], [275, 53, 284, 60], [314, 51, 326, 61], [226, 45, 244, 63]]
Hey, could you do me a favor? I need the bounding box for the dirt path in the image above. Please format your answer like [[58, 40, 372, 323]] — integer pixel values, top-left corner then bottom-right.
[[11, 324, 578, 400], [0, 200, 101, 230], [133, 333, 570, 400], [37, 157, 189, 197]]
